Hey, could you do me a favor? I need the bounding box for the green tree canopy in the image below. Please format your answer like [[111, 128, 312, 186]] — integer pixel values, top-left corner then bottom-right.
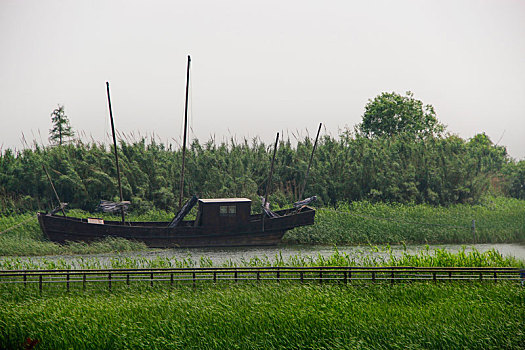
[[49, 105, 75, 145], [358, 91, 444, 138]]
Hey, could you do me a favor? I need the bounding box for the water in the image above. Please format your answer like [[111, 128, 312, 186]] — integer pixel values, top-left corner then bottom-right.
[[4, 243, 525, 267]]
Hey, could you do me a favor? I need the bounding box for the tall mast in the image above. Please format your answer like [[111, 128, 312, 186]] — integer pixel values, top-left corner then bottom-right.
[[262, 132, 279, 231], [264, 132, 280, 209], [105, 81, 125, 223], [42, 165, 67, 217], [179, 55, 191, 209], [299, 123, 322, 200]]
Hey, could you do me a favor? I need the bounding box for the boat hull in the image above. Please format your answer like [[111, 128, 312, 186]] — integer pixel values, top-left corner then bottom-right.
[[37, 207, 315, 248]]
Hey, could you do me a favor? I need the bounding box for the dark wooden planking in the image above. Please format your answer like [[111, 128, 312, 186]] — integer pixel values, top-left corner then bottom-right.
[[37, 206, 315, 248]]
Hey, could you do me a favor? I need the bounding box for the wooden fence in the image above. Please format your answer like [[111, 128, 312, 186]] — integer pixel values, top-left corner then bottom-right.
[[0, 266, 522, 292]]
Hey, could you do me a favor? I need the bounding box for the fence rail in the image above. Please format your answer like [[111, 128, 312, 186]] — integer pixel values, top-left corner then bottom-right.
[[0, 267, 522, 292]]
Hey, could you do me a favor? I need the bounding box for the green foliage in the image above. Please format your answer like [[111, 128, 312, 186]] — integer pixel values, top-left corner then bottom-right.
[[49, 105, 75, 145], [358, 91, 445, 138], [286, 196, 525, 245], [503, 160, 525, 199], [0, 284, 523, 349], [0, 123, 518, 215], [1, 91, 520, 213]]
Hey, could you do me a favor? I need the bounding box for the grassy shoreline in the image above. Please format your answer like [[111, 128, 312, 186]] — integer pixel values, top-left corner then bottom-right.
[[1, 283, 523, 349], [286, 196, 525, 244], [1, 196, 524, 257]]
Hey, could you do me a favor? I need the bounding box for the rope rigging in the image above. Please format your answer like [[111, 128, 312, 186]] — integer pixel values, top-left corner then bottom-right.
[[0, 216, 35, 235]]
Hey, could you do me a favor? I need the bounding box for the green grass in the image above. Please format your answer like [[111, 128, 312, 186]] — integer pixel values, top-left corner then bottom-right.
[[0, 283, 523, 349], [1, 247, 523, 270], [1, 196, 524, 257], [286, 196, 525, 244]]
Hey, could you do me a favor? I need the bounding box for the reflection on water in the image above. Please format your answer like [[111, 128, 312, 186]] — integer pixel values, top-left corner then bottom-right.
[[3, 243, 525, 266]]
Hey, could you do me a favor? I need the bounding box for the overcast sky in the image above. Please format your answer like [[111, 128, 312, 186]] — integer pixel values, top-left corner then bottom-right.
[[1, 0, 524, 158]]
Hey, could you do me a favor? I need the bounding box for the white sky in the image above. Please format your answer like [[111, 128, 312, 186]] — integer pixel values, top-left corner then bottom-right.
[[1, 0, 524, 158]]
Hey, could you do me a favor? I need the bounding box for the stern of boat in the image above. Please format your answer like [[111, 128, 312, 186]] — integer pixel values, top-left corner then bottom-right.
[[37, 212, 49, 239]]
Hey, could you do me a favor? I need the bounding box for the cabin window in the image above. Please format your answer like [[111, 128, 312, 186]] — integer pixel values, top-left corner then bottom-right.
[[219, 205, 236, 216]]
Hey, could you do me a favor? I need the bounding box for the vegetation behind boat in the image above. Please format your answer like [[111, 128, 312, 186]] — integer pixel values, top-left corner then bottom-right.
[[1, 129, 523, 216]]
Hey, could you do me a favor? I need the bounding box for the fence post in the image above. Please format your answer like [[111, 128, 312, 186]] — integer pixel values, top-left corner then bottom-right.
[[193, 272, 196, 288], [344, 271, 347, 284], [300, 271, 304, 283], [83, 273, 86, 290], [372, 271, 376, 283], [276, 267, 280, 283], [150, 273, 154, 287], [391, 270, 395, 285], [213, 271, 217, 283], [319, 270, 323, 284], [108, 273, 112, 291], [170, 273, 174, 286], [471, 220, 476, 242], [39, 274, 42, 293], [23, 274, 27, 288], [494, 272, 497, 283], [234, 270, 238, 283], [257, 271, 260, 283], [66, 272, 70, 292], [127, 274, 130, 286], [348, 268, 352, 284]]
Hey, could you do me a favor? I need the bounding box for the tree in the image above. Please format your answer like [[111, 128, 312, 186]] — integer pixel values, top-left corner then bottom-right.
[[504, 160, 525, 200], [49, 105, 75, 145], [358, 91, 444, 138], [467, 133, 507, 174]]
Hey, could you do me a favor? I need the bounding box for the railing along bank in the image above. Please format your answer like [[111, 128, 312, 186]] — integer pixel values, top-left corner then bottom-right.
[[0, 266, 522, 292]]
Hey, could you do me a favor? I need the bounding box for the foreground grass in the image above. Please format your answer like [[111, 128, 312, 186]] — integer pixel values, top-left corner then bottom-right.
[[0, 283, 523, 349], [1, 196, 524, 256]]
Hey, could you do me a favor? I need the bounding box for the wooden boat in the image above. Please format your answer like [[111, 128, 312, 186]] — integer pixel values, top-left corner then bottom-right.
[[37, 198, 315, 248], [37, 56, 319, 248]]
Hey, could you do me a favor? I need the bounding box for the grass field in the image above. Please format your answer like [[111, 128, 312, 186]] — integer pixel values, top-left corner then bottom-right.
[[0, 283, 523, 349], [1, 196, 524, 256]]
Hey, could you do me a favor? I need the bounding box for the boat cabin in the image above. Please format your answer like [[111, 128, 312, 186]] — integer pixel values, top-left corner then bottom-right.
[[195, 198, 252, 227]]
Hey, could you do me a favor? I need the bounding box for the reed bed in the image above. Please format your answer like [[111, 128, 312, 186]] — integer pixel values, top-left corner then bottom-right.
[[0, 283, 523, 349], [286, 196, 525, 244]]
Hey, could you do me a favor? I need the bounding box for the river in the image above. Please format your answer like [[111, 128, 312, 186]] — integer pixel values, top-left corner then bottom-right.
[[3, 243, 524, 267]]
